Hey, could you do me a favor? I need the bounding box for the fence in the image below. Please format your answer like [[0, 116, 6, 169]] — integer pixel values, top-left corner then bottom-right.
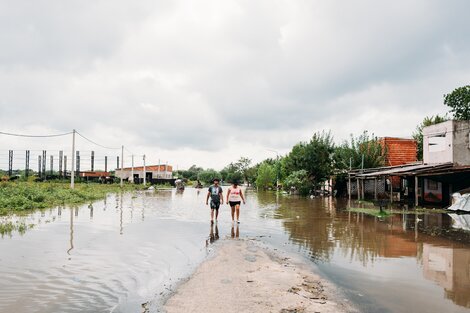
[[0, 129, 152, 186]]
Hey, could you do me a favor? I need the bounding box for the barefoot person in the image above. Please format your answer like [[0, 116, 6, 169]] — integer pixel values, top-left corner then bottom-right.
[[226, 180, 245, 224], [206, 178, 223, 224]]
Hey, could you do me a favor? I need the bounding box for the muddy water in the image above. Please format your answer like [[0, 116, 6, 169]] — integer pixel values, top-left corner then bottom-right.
[[0, 189, 469, 313]]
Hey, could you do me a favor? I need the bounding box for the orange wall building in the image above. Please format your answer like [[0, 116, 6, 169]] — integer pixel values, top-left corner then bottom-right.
[[379, 137, 417, 166]]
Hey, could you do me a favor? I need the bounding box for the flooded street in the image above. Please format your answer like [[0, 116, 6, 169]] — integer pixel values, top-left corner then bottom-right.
[[1, 188, 470, 313]]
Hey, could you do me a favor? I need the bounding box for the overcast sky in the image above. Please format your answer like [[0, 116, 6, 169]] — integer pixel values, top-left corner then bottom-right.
[[1, 0, 469, 170]]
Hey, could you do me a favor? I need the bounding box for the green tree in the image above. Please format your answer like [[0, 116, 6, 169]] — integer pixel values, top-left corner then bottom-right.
[[220, 162, 241, 183], [198, 169, 221, 184], [179, 165, 204, 181], [412, 115, 448, 160], [283, 131, 335, 187], [255, 163, 276, 190], [284, 170, 310, 196], [444, 85, 470, 120], [235, 157, 253, 184], [335, 131, 386, 170]]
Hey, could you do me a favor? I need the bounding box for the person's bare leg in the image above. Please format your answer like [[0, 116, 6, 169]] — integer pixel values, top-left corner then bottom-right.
[[211, 209, 214, 223], [215, 209, 219, 221], [231, 206, 235, 221], [236, 204, 240, 222]]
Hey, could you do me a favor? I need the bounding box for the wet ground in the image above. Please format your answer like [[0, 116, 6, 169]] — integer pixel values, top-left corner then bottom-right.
[[0, 188, 469, 313]]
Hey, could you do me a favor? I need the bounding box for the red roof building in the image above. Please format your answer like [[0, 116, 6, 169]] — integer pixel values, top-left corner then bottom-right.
[[380, 137, 417, 166]]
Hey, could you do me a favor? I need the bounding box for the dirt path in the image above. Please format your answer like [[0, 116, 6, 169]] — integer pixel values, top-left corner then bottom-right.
[[163, 239, 356, 313]]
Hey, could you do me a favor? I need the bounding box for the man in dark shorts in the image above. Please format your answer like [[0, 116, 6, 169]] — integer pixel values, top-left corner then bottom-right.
[[206, 178, 223, 224]]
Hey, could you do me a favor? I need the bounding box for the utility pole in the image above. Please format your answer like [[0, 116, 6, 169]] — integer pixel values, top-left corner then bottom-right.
[[8, 150, 13, 177], [143, 155, 146, 186], [120, 145, 124, 187], [348, 157, 352, 201], [157, 158, 160, 179], [131, 155, 134, 183], [71, 129, 76, 189], [267, 149, 280, 190], [25, 150, 30, 177]]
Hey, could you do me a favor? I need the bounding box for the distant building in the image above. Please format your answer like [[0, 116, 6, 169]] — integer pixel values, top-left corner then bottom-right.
[[348, 120, 470, 206], [423, 120, 470, 165], [115, 164, 173, 183]]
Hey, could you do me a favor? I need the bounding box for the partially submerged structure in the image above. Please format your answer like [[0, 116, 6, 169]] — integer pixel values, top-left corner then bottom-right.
[[348, 120, 470, 207], [348, 137, 418, 200], [115, 164, 175, 185]]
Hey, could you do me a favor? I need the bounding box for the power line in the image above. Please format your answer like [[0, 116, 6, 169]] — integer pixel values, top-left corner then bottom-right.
[[0, 130, 72, 138], [124, 146, 135, 155], [75, 131, 121, 150]]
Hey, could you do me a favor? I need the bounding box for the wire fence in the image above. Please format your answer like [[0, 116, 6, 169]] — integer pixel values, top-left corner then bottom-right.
[[0, 129, 149, 180]]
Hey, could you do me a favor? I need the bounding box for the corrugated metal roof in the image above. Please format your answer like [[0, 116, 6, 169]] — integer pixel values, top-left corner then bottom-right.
[[354, 163, 453, 178]]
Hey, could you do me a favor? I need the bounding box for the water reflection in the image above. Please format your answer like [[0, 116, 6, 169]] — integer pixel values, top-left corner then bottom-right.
[[1, 189, 469, 313], [423, 244, 470, 308], [67, 207, 74, 256], [206, 223, 219, 246], [0, 190, 212, 313], [450, 214, 470, 231], [270, 196, 470, 310], [89, 203, 94, 219], [231, 224, 239, 239]]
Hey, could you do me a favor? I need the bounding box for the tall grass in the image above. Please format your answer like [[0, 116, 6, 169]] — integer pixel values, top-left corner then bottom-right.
[[0, 181, 144, 215]]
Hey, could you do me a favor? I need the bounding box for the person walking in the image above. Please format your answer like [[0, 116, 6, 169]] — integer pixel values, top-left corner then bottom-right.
[[206, 178, 223, 224], [226, 180, 245, 224]]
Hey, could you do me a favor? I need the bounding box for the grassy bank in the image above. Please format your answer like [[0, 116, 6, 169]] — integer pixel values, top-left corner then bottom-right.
[[0, 181, 145, 216], [347, 206, 448, 217]]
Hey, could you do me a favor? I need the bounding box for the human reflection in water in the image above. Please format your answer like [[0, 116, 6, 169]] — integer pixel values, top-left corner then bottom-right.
[[231, 224, 239, 239], [206, 223, 219, 246]]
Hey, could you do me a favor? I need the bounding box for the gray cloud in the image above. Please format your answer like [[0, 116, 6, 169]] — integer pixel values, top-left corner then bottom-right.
[[0, 0, 470, 169]]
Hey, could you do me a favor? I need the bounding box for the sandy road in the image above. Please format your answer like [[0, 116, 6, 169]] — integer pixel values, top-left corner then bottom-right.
[[163, 239, 357, 313]]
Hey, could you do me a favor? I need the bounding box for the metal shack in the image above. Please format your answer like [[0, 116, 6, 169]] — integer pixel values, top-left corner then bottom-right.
[[349, 120, 470, 206], [347, 137, 418, 200]]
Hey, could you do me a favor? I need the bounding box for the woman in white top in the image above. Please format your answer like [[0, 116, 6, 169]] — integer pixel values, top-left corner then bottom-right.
[[226, 180, 245, 224]]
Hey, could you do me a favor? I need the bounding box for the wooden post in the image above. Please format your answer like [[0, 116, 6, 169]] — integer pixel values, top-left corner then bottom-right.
[[356, 178, 360, 200], [374, 177, 378, 200], [390, 176, 393, 203], [143, 154, 146, 186], [361, 179, 365, 200], [348, 174, 351, 200], [415, 176, 419, 207]]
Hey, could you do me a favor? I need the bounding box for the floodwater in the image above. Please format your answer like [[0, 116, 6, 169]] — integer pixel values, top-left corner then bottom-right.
[[0, 188, 469, 313]]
